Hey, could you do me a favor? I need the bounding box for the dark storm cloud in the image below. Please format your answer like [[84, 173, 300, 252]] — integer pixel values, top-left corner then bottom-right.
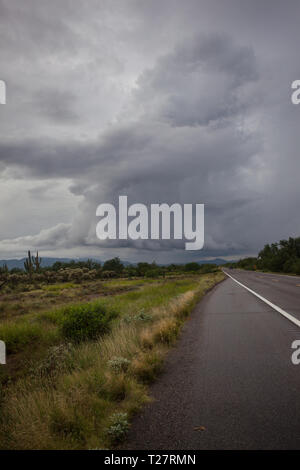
[[0, 0, 300, 261], [0, 33, 261, 258], [134, 34, 258, 127], [33, 89, 79, 122]]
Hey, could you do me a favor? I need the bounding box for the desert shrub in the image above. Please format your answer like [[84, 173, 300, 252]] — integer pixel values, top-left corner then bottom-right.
[[122, 310, 152, 325], [34, 343, 74, 378], [102, 270, 118, 279], [121, 314, 134, 324], [43, 270, 56, 284], [106, 412, 129, 443], [61, 303, 118, 343], [8, 273, 23, 285], [108, 356, 131, 374], [134, 310, 152, 322]]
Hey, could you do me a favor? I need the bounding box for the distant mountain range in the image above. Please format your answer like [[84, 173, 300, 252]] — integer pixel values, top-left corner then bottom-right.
[[0, 256, 232, 270], [194, 258, 234, 265]]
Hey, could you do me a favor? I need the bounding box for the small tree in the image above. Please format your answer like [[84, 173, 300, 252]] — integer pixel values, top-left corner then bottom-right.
[[103, 257, 124, 275], [184, 262, 201, 272]]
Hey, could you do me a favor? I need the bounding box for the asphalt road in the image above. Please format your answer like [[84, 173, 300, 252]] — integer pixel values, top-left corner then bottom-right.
[[123, 270, 300, 450]]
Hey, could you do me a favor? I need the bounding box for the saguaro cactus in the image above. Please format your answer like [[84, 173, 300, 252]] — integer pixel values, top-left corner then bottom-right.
[[32, 251, 42, 272], [24, 250, 33, 279], [25, 250, 42, 272], [24, 250, 42, 280]]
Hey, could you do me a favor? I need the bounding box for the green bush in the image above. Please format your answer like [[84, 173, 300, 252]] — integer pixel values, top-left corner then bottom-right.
[[106, 412, 129, 443], [108, 356, 131, 374], [134, 309, 153, 322], [61, 302, 118, 343], [34, 343, 74, 378]]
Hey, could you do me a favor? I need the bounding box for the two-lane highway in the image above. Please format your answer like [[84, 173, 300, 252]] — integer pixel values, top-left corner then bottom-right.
[[123, 270, 300, 449], [224, 269, 300, 325]]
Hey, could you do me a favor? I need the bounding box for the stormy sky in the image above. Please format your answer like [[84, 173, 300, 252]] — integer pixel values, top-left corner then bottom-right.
[[0, 0, 300, 263]]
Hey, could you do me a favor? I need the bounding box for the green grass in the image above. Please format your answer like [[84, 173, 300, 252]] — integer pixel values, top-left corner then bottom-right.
[[0, 278, 143, 323], [100, 278, 200, 317], [0, 320, 59, 354]]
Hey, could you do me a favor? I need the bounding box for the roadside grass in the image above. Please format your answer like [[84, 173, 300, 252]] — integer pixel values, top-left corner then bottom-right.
[[0, 278, 200, 373], [0, 272, 224, 449], [0, 279, 156, 352]]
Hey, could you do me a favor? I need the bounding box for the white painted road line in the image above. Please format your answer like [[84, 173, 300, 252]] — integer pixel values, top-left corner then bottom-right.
[[223, 270, 300, 328]]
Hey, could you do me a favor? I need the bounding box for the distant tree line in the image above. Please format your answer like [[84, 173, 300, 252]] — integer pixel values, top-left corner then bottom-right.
[[0, 253, 219, 290], [225, 237, 300, 274]]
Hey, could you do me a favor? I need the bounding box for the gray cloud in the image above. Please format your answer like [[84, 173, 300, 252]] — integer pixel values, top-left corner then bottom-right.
[[0, 1, 300, 262], [33, 89, 79, 122], [133, 34, 258, 127]]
